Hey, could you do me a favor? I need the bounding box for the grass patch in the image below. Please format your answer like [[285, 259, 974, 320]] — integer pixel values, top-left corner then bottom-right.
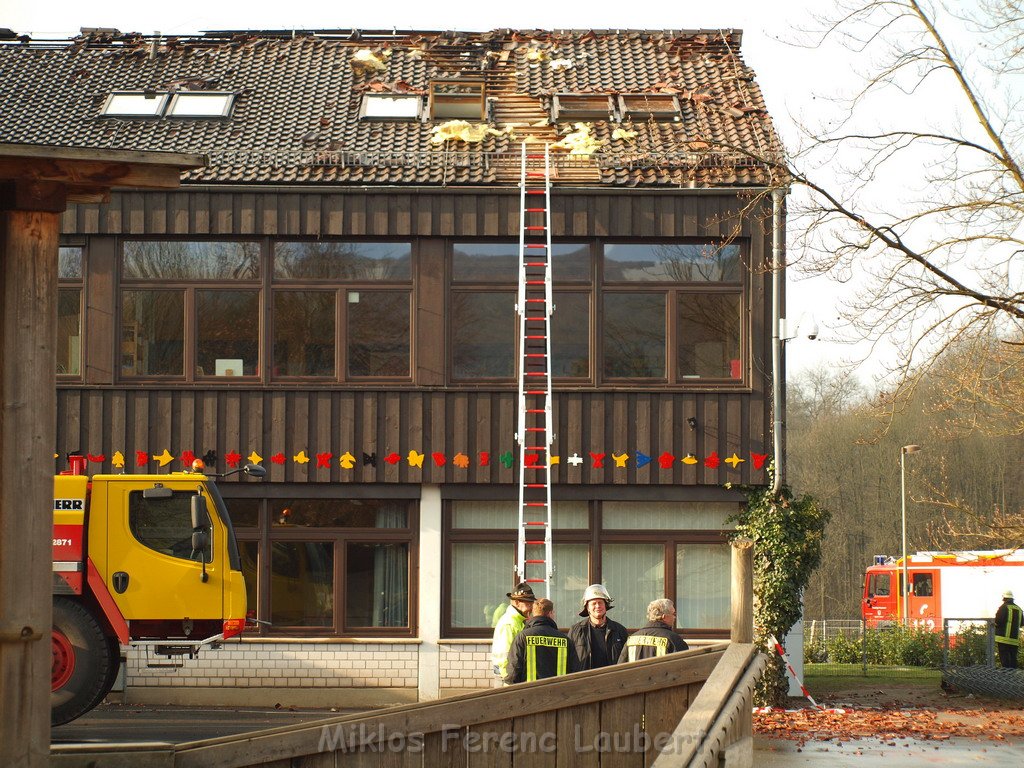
[[805, 666, 941, 693]]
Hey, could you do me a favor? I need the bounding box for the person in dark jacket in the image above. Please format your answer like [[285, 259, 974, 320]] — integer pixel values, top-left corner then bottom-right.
[[567, 583, 629, 670], [505, 599, 580, 684], [995, 589, 1022, 669], [618, 598, 689, 663]]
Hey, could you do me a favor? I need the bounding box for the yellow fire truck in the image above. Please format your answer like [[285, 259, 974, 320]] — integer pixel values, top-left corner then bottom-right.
[[51, 455, 264, 725]]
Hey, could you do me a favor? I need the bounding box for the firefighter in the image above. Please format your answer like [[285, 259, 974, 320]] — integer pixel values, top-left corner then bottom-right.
[[618, 598, 689, 662], [995, 589, 1022, 669], [491, 582, 536, 683], [567, 584, 629, 670], [504, 598, 579, 684]]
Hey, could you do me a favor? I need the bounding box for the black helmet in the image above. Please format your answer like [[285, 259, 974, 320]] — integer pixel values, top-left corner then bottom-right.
[[506, 582, 537, 602]]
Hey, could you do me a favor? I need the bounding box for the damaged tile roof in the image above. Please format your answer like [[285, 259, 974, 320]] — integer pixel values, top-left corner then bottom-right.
[[0, 28, 787, 187]]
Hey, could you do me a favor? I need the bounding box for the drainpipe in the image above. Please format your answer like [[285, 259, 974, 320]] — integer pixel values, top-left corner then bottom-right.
[[771, 187, 788, 495]]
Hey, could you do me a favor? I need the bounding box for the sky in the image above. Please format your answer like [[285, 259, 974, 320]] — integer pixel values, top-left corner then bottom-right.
[[4, 0, 864, 381]]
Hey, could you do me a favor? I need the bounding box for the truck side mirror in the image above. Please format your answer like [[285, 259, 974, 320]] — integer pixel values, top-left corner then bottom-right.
[[242, 463, 267, 479], [191, 495, 211, 583], [191, 495, 211, 530]]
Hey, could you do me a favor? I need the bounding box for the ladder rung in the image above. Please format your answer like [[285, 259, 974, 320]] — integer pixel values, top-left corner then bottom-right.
[[525, 208, 546, 212], [526, 390, 546, 395], [526, 189, 546, 194], [525, 226, 546, 231], [526, 280, 546, 284], [526, 244, 546, 249], [526, 427, 546, 432], [526, 372, 547, 376], [525, 542, 545, 546], [525, 559, 546, 564], [525, 482, 546, 487], [526, 171, 546, 177], [525, 446, 548, 450], [524, 465, 548, 469], [524, 520, 547, 525], [525, 262, 547, 267], [526, 409, 546, 413], [525, 578, 546, 583], [525, 335, 547, 339], [524, 353, 546, 358]]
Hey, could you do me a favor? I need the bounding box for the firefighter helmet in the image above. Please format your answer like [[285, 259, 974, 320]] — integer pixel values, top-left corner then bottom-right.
[[579, 584, 614, 616], [1004, 589, 1015, 599]]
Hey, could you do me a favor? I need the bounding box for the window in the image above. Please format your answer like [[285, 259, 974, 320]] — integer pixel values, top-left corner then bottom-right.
[[101, 92, 168, 117], [444, 499, 734, 637], [870, 573, 891, 597], [430, 80, 485, 120], [273, 291, 336, 377], [128, 489, 211, 563], [551, 94, 615, 122], [347, 291, 411, 377], [166, 92, 235, 118], [101, 91, 235, 118], [603, 293, 666, 379], [228, 496, 416, 637], [58, 246, 83, 377], [618, 94, 681, 121], [912, 572, 934, 597], [360, 93, 422, 120], [451, 292, 515, 380]]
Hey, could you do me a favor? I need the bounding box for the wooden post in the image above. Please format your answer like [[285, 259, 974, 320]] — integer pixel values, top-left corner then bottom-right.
[[0, 204, 60, 768], [731, 537, 754, 644]]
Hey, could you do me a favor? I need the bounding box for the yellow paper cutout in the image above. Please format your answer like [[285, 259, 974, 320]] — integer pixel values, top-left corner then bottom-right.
[[550, 456, 560, 465], [293, 451, 310, 465], [407, 450, 425, 468], [725, 453, 745, 468], [340, 451, 356, 469], [154, 449, 174, 467], [612, 452, 629, 468], [681, 454, 699, 465], [248, 451, 263, 465], [111, 451, 125, 468]]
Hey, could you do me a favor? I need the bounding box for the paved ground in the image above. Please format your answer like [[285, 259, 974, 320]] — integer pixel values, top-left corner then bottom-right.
[[756, 735, 1024, 765]]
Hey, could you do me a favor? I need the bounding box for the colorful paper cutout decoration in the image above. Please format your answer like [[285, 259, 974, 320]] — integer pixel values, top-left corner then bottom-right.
[[612, 452, 629, 468], [567, 453, 583, 467], [248, 451, 263, 465], [725, 453, 744, 468], [202, 450, 217, 466], [550, 455, 560, 465], [293, 450, 310, 465], [384, 452, 401, 465], [681, 454, 698, 465], [153, 449, 173, 467], [316, 452, 333, 468], [590, 452, 606, 468], [340, 452, 356, 469], [271, 452, 286, 465], [363, 452, 377, 467], [432, 452, 446, 467], [87, 453, 106, 464], [499, 451, 514, 468], [453, 453, 470, 468], [479, 452, 491, 466], [752, 453, 769, 470], [136, 451, 149, 467], [658, 452, 675, 469], [636, 451, 652, 468], [181, 450, 197, 467], [111, 451, 125, 469], [704, 451, 720, 469], [407, 451, 425, 468], [225, 450, 242, 468], [524, 453, 541, 467]]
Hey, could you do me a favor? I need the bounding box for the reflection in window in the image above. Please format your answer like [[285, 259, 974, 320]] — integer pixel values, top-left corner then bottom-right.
[[602, 543, 665, 628], [604, 243, 741, 282], [274, 242, 411, 280], [345, 543, 410, 627], [604, 501, 737, 530], [121, 290, 184, 376], [348, 291, 411, 377], [602, 293, 665, 378], [128, 490, 211, 563], [677, 294, 741, 379], [196, 290, 259, 376], [451, 542, 513, 628], [58, 247, 83, 279], [123, 241, 260, 280], [271, 499, 408, 528], [273, 291, 336, 377], [270, 542, 333, 627], [548, 544, 590, 615], [451, 500, 588, 529], [676, 544, 730, 629], [452, 292, 515, 379], [552, 292, 589, 377], [452, 242, 590, 282], [58, 288, 81, 376], [239, 540, 259, 617], [225, 498, 261, 528]]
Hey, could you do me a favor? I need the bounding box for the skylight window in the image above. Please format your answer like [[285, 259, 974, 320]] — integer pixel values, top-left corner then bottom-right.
[[551, 94, 615, 122], [101, 92, 169, 117], [360, 94, 422, 120], [618, 94, 681, 121], [430, 80, 485, 120], [167, 92, 235, 118]]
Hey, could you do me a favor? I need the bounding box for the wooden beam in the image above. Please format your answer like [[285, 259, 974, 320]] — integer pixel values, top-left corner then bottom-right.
[[731, 538, 754, 644], [0, 180, 67, 213], [0, 157, 189, 191]]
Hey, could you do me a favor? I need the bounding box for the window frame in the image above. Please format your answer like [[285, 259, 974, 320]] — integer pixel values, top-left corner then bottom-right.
[[100, 91, 169, 117], [429, 80, 486, 121], [166, 92, 236, 119], [617, 93, 681, 122], [57, 243, 85, 380], [359, 93, 423, 121], [551, 93, 616, 122]]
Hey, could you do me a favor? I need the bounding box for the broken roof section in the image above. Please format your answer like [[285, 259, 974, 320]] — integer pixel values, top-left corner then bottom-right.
[[0, 28, 787, 187]]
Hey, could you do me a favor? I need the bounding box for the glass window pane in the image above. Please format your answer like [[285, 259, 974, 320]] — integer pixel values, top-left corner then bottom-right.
[[128, 490, 211, 563], [602, 293, 665, 379], [452, 542, 514, 628], [269, 541, 333, 627], [552, 292, 589, 378], [57, 288, 81, 376], [678, 294, 742, 380], [345, 542, 409, 627], [239, 540, 259, 619], [452, 292, 515, 379], [603, 501, 737, 530], [103, 92, 167, 116], [451, 500, 587, 529], [676, 544, 730, 629], [58, 247, 83, 279], [273, 291, 336, 377], [167, 93, 234, 117], [274, 242, 411, 280], [452, 243, 517, 282], [347, 291, 411, 377], [271, 499, 408, 528], [552, 243, 591, 283], [601, 543, 665, 628], [196, 290, 259, 377], [121, 290, 184, 376], [225, 498, 261, 528], [548, 544, 590, 620], [604, 243, 741, 282], [123, 241, 260, 280]]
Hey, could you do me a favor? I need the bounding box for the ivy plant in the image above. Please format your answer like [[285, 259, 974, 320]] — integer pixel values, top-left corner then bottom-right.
[[728, 465, 830, 706]]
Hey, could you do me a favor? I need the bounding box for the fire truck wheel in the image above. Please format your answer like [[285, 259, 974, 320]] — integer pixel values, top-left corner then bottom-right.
[[51, 597, 116, 726]]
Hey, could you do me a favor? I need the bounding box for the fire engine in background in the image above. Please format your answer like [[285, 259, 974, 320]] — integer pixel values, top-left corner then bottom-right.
[[862, 550, 1024, 629], [51, 455, 265, 725]]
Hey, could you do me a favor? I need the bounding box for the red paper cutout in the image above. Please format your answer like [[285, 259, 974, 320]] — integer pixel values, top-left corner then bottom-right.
[[479, 452, 490, 466], [704, 451, 720, 469], [271, 453, 286, 465], [432, 452, 446, 466], [180, 450, 196, 467], [87, 453, 105, 463], [658, 452, 675, 469], [225, 450, 242, 468], [524, 453, 541, 467], [136, 451, 149, 467], [453, 453, 470, 469], [384, 452, 402, 465], [752, 453, 769, 470], [316, 452, 333, 468], [589, 452, 606, 468]]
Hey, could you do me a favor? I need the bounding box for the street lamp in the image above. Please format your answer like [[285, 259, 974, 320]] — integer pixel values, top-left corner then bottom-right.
[[901, 444, 922, 626]]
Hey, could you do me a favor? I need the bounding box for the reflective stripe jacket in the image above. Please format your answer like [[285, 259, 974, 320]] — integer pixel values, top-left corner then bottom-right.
[[491, 604, 526, 678], [617, 620, 689, 663], [995, 601, 1023, 647], [504, 615, 580, 684]]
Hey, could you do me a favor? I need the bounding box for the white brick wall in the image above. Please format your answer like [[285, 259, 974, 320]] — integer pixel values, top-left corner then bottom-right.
[[438, 643, 492, 689]]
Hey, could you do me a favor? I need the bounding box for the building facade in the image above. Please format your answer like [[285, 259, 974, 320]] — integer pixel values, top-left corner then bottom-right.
[[2, 27, 786, 703]]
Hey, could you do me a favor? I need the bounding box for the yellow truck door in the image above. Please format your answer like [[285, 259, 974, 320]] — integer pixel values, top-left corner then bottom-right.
[[103, 479, 224, 621]]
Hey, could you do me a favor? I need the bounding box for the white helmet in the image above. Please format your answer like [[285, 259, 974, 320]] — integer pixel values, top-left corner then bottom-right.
[[1004, 589, 1015, 600], [579, 584, 614, 616]]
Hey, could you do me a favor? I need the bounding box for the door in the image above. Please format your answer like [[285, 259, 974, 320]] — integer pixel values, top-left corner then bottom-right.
[[105, 480, 224, 621], [909, 570, 939, 630], [864, 570, 895, 626]]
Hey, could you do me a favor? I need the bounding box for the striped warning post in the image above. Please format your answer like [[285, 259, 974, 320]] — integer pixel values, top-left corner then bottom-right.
[[769, 634, 822, 710]]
